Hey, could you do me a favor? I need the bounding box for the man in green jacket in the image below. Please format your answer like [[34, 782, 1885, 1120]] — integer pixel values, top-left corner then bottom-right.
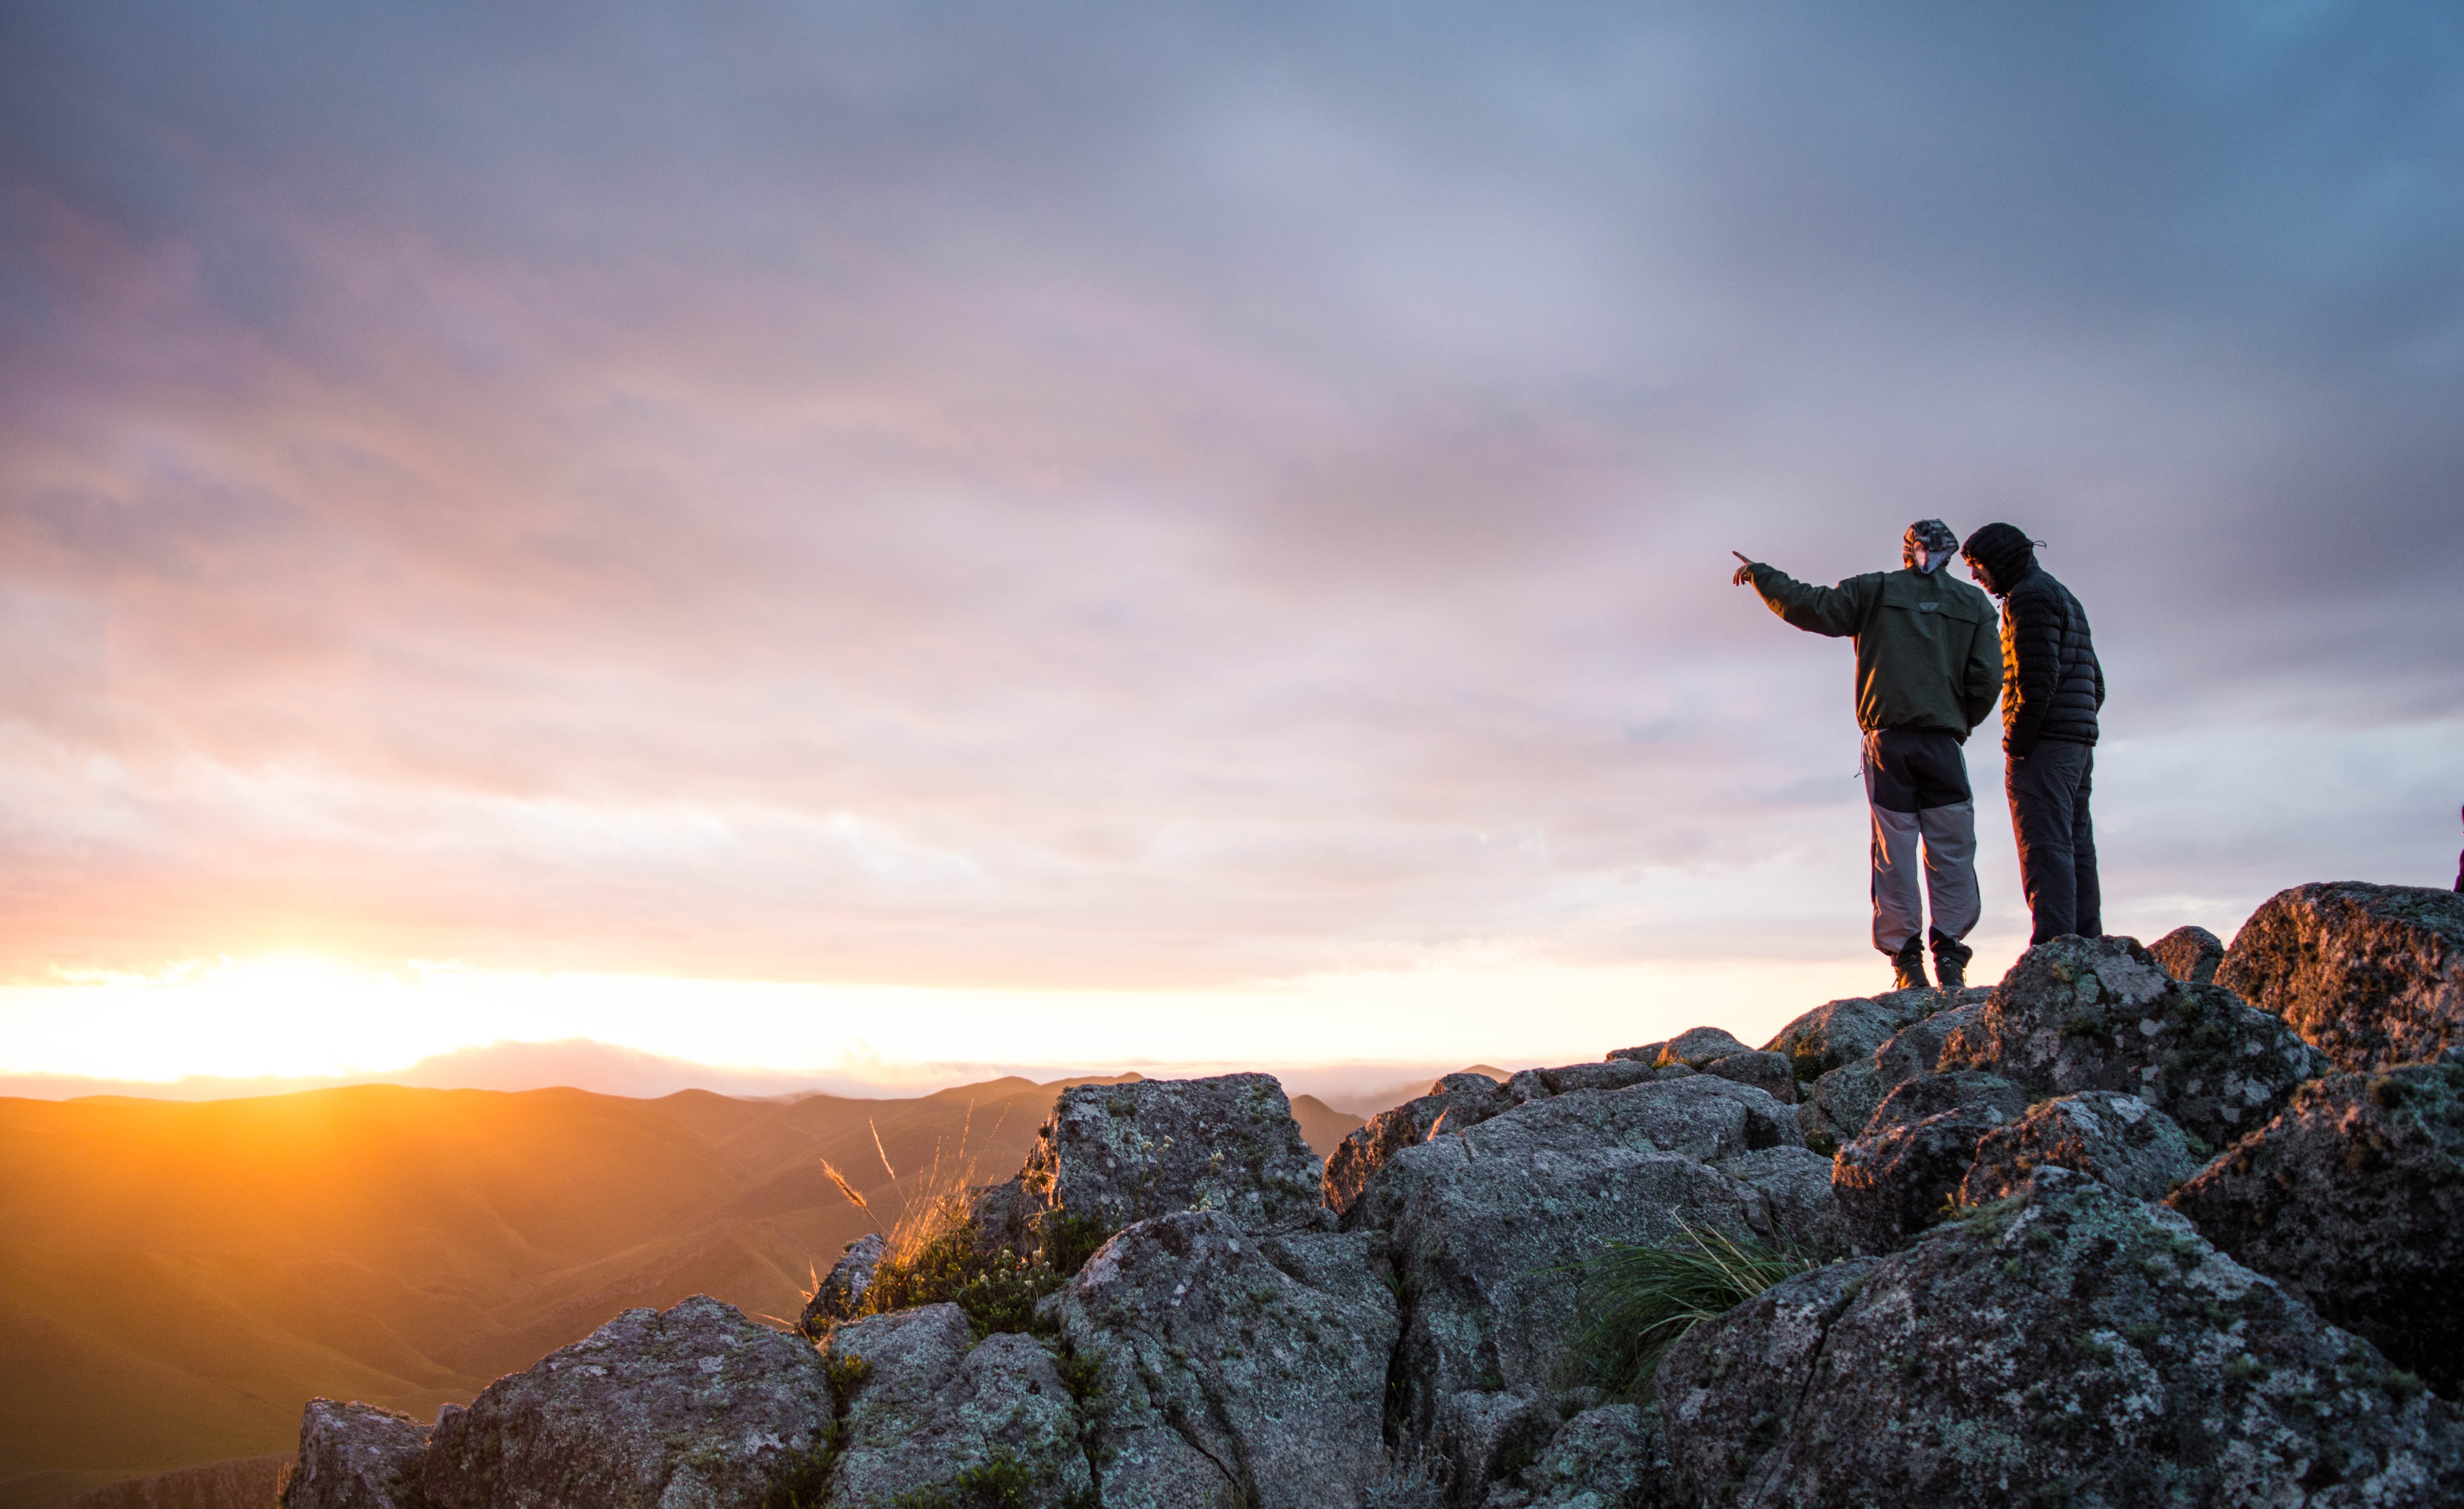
[[1732, 520, 2003, 990]]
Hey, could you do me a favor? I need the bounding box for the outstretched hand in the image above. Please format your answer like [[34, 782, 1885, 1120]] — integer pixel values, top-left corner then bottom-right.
[[1730, 550, 1755, 587]]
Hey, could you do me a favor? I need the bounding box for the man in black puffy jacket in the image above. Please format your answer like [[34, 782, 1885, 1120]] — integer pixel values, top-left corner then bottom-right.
[[1961, 522, 2105, 944]]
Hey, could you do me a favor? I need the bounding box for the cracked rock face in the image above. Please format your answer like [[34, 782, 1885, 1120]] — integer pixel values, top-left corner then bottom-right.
[[1832, 1079, 2026, 1255], [283, 1400, 429, 1509], [2150, 925, 2226, 985], [1052, 1211, 1397, 1509], [1325, 1074, 1517, 1218], [422, 1294, 831, 1509], [1349, 1083, 1812, 1437], [1962, 1090, 2199, 1206], [1022, 1074, 1327, 1237], [1941, 935, 2326, 1153], [1793, 1001, 1987, 1150], [2168, 1064, 2464, 1399], [822, 1303, 1094, 1507], [1660, 1169, 2464, 1509], [2218, 882, 2464, 1073]]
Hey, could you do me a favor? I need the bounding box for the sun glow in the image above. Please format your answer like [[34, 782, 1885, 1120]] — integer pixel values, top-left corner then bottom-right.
[[0, 945, 1948, 1093]]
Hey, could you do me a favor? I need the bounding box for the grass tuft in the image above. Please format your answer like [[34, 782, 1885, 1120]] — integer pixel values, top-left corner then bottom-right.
[[1567, 1224, 1817, 1400]]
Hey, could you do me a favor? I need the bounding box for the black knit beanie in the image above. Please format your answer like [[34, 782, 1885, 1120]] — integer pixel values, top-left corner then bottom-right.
[[1962, 521, 2036, 594], [1902, 518, 1958, 570]]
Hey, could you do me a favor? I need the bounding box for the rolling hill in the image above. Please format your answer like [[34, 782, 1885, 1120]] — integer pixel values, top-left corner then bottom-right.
[[0, 1075, 1367, 1504]]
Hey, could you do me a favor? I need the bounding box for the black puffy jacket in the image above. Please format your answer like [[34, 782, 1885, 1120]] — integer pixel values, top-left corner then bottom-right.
[[1997, 562, 2103, 754]]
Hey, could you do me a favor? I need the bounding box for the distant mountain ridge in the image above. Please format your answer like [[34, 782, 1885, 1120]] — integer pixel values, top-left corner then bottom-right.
[[0, 1075, 1366, 1502]]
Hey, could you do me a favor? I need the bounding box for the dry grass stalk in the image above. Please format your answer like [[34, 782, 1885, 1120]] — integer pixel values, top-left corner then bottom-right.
[[869, 1119, 898, 1183], [819, 1157, 884, 1235]]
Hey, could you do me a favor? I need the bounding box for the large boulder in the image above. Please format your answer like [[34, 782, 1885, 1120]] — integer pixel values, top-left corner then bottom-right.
[[1477, 1404, 1685, 1509], [2218, 882, 2464, 1072], [282, 1400, 427, 1509], [799, 1231, 889, 1331], [2167, 1063, 2464, 1398], [1941, 935, 2327, 1152], [1021, 1073, 1326, 1237], [1324, 1073, 1517, 1217], [1658, 1169, 2464, 1508], [1050, 1211, 1397, 1509], [1961, 1090, 2200, 1205], [820, 1303, 1095, 1507], [422, 1295, 832, 1509], [1349, 1082, 1814, 1438], [1832, 1076, 2028, 1254], [2150, 924, 2226, 984]]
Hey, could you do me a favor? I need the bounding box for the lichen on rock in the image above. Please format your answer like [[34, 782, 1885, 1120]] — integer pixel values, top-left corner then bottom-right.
[[1660, 1168, 2464, 1507], [1961, 1089, 2199, 1206], [1941, 934, 2326, 1152], [2218, 881, 2464, 1072], [821, 1302, 1096, 1508], [1051, 1211, 1397, 1509], [2168, 1063, 2464, 1398], [421, 1294, 833, 1509], [1021, 1074, 1326, 1239], [282, 1399, 429, 1509]]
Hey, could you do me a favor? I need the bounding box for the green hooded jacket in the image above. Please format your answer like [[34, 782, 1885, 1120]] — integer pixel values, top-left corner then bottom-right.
[[1746, 562, 2001, 738]]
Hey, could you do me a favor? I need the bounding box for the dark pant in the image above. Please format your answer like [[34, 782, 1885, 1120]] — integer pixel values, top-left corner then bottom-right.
[[1861, 729, 1980, 960], [2007, 739, 2100, 945]]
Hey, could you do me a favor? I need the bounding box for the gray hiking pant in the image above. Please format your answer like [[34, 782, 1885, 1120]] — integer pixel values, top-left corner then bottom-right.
[[1862, 729, 1981, 956]]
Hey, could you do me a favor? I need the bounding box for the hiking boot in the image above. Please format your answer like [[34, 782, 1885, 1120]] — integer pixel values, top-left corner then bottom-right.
[[1891, 935, 1931, 992], [1930, 929, 1973, 992]]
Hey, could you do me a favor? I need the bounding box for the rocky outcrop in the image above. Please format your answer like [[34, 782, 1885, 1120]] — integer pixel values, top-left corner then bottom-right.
[[1325, 1074, 1520, 1218], [2218, 882, 2464, 1072], [422, 1295, 831, 1509], [1659, 1168, 2464, 1508], [1941, 934, 2326, 1151], [1021, 1073, 1326, 1237], [2150, 924, 2226, 984], [800, 1232, 889, 1331], [2167, 1063, 2464, 1398], [1051, 1211, 1397, 1509], [1350, 1080, 1816, 1437], [1764, 989, 1974, 1082], [822, 1303, 1095, 1507], [1961, 1089, 2199, 1205], [283, 1403, 424, 1509], [1831, 1073, 2028, 1253]]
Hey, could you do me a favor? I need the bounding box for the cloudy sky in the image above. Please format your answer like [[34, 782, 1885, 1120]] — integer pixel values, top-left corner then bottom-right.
[[2, 1, 2458, 1092]]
